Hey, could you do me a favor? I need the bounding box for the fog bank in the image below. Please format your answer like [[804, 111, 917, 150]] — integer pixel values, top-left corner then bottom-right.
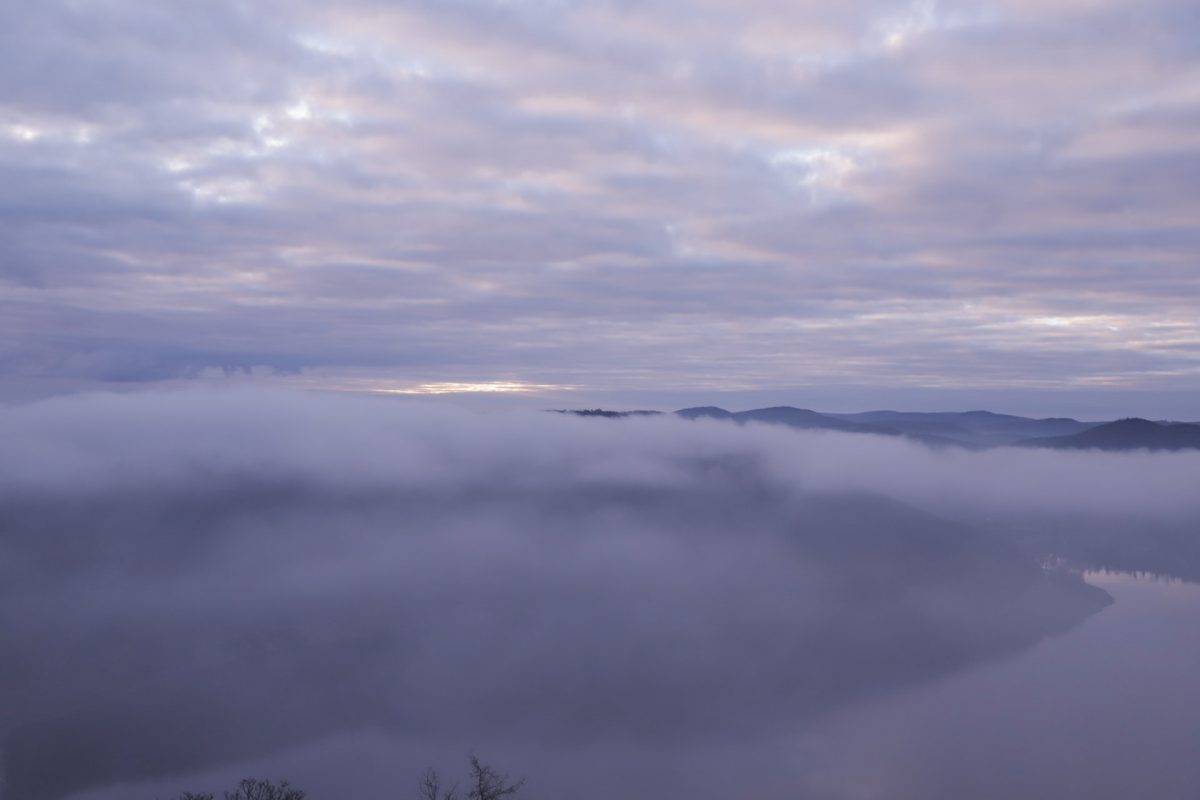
[[0, 389, 1194, 799], [3, 389, 1198, 516]]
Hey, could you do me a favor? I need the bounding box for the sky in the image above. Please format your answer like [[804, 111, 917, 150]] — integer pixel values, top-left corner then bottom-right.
[[2, 0, 1198, 416]]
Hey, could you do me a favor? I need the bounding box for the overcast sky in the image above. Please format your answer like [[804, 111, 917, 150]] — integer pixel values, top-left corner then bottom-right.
[[2, 0, 1198, 415]]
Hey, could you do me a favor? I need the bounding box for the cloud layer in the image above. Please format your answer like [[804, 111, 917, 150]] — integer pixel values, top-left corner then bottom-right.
[[2, 1, 1198, 400], [2, 388, 1198, 799]]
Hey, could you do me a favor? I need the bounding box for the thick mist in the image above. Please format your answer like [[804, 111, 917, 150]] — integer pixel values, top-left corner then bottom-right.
[[5, 389, 1198, 517], [1, 389, 1198, 800]]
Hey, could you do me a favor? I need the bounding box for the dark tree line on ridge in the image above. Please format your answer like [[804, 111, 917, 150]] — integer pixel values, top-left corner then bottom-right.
[[173, 756, 522, 800]]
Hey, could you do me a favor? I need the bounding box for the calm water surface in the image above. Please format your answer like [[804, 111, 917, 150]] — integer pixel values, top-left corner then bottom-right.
[[70, 572, 1200, 800], [799, 571, 1200, 799]]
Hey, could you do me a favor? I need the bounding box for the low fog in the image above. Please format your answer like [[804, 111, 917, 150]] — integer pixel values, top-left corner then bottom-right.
[[2, 389, 1198, 800]]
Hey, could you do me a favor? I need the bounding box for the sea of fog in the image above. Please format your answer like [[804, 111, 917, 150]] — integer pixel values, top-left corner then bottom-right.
[[1, 389, 1198, 800], [64, 573, 1200, 800]]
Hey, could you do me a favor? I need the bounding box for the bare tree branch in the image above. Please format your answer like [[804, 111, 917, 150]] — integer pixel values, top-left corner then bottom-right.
[[419, 768, 459, 800], [466, 755, 524, 800]]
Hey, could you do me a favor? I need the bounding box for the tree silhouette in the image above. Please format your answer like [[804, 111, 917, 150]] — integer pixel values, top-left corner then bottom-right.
[[174, 756, 518, 800], [175, 778, 304, 800], [420, 755, 523, 800], [418, 767, 457, 800], [223, 778, 305, 800], [466, 755, 524, 800]]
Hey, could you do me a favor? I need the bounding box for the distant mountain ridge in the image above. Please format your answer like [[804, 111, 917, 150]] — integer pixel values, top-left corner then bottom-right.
[[676, 406, 1094, 447], [1019, 418, 1200, 451], [578, 405, 906, 438], [555, 406, 1200, 451], [727, 406, 894, 435], [826, 409, 1095, 446]]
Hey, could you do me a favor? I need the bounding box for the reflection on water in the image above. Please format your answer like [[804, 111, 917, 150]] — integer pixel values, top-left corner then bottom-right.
[[66, 572, 1200, 800], [799, 571, 1200, 800]]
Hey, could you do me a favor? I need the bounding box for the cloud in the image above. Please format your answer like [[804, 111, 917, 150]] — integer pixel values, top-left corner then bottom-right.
[[1, 389, 1197, 798], [1, 0, 1197, 399], [4, 388, 1197, 515]]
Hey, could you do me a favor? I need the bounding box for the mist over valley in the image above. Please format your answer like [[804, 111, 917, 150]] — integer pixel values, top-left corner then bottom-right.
[[2, 390, 1198, 799]]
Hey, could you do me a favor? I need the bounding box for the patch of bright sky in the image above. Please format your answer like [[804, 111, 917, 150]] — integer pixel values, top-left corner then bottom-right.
[[253, 113, 290, 150], [371, 381, 573, 395], [296, 32, 358, 58], [156, 92, 338, 199], [296, 30, 432, 81], [1027, 315, 1122, 330], [3, 120, 96, 145], [4, 124, 41, 142], [770, 145, 864, 202], [179, 176, 263, 206], [872, 0, 997, 52], [286, 99, 313, 120]]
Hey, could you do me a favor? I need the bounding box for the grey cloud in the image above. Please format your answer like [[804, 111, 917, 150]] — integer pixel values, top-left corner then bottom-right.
[[2, 0, 1198, 398], [0, 2, 304, 115], [1, 389, 1197, 799]]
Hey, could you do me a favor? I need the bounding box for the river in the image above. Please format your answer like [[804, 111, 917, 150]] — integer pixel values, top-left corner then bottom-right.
[[797, 571, 1200, 799], [66, 572, 1200, 800]]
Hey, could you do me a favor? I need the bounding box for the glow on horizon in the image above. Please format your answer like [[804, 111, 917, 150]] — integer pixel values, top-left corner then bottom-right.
[[370, 381, 573, 395]]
